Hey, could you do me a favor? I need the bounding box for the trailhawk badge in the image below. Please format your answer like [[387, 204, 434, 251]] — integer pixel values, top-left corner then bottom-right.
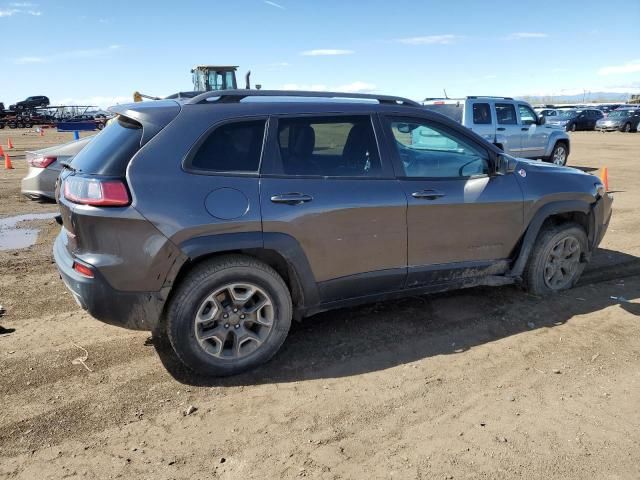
[[518, 168, 527, 178]]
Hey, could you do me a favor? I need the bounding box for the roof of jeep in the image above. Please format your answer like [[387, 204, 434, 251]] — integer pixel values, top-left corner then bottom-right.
[[108, 92, 504, 155]]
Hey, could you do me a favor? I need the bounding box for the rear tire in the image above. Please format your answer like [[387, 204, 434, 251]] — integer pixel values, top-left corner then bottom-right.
[[166, 255, 292, 376], [524, 223, 588, 296]]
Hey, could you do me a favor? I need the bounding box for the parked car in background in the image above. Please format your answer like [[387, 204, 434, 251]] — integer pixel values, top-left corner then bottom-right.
[[10, 95, 50, 110], [535, 108, 560, 118], [423, 96, 570, 165], [595, 108, 640, 132], [53, 90, 611, 376], [545, 108, 604, 132], [597, 104, 622, 116], [21, 136, 93, 201]]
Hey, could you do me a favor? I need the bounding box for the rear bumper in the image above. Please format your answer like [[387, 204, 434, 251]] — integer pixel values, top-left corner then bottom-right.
[[53, 230, 165, 331], [20, 167, 59, 201]]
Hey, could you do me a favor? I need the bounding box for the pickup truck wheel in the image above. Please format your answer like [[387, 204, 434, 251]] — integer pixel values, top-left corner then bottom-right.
[[550, 142, 568, 166], [524, 223, 587, 296], [166, 255, 292, 376]]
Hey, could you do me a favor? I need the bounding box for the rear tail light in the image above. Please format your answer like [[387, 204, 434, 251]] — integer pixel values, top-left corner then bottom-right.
[[72, 261, 94, 278], [63, 176, 130, 206], [27, 153, 56, 168]]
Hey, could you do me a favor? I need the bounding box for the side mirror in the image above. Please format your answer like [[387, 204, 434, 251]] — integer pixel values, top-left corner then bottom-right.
[[538, 115, 546, 125], [496, 154, 517, 175], [396, 123, 412, 134]]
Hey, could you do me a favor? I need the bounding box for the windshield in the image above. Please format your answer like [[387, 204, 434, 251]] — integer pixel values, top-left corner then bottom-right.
[[556, 110, 581, 119], [422, 103, 463, 123], [608, 110, 632, 118]]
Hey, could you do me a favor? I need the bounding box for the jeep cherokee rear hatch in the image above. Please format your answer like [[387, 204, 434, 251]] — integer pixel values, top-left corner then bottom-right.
[[58, 100, 180, 219], [55, 101, 181, 304]]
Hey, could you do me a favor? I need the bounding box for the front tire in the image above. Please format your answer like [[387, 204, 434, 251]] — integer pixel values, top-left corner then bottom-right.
[[549, 142, 568, 166], [569, 123, 577, 132], [622, 122, 631, 133], [524, 223, 588, 296], [166, 255, 292, 376]]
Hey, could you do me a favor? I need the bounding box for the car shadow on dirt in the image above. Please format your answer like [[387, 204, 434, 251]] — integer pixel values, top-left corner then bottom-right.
[[152, 248, 640, 387]]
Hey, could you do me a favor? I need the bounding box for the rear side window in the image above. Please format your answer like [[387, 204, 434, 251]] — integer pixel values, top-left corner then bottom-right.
[[189, 120, 266, 173], [275, 116, 381, 177], [472, 103, 492, 124], [422, 103, 463, 123], [496, 103, 517, 125], [70, 116, 142, 176]]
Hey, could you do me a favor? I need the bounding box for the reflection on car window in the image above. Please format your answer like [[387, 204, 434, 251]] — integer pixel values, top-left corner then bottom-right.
[[472, 103, 492, 124], [191, 120, 266, 172], [496, 103, 517, 125], [276, 116, 381, 177], [518, 105, 537, 125], [388, 118, 489, 178]]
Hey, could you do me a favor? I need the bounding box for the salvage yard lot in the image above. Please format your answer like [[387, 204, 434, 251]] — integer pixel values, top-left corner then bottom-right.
[[0, 129, 639, 480]]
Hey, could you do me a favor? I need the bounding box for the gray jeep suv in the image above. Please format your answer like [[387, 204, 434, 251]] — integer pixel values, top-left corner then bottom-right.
[[53, 90, 612, 376]]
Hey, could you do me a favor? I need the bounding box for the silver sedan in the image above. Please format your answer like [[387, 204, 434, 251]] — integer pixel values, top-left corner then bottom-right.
[[21, 136, 93, 201]]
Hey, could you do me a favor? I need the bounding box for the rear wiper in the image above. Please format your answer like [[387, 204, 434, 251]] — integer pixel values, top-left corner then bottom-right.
[[59, 160, 76, 172]]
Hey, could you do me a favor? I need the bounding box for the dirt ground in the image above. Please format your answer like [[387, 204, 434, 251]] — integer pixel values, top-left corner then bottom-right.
[[0, 128, 639, 480]]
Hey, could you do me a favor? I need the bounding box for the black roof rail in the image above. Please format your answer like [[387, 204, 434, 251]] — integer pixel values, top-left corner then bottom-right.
[[467, 96, 514, 100], [186, 89, 421, 107]]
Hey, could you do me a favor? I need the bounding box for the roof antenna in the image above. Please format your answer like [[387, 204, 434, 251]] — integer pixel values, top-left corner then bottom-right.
[[443, 88, 449, 99]]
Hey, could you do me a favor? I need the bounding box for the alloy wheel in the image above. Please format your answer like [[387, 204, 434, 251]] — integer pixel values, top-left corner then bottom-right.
[[193, 282, 274, 360], [543, 236, 581, 289], [552, 146, 567, 165]]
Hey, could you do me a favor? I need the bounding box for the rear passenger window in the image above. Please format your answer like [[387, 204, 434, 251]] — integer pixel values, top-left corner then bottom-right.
[[472, 103, 492, 124], [495, 103, 517, 125], [189, 120, 266, 173], [275, 116, 381, 177]]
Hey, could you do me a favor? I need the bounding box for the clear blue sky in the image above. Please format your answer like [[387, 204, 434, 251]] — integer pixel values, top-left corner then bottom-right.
[[1, 0, 639, 107]]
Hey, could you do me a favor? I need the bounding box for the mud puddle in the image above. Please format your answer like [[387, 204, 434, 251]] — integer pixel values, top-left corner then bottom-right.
[[0, 213, 57, 251]]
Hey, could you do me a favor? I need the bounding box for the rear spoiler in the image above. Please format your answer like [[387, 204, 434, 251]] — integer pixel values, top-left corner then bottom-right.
[[108, 100, 181, 146]]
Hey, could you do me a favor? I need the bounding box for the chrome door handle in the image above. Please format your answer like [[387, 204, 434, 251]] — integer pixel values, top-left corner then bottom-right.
[[270, 193, 313, 205], [411, 190, 445, 200]]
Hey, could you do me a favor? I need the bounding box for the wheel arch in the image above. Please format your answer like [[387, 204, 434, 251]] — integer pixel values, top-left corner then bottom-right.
[[545, 134, 570, 159], [509, 200, 595, 278], [166, 232, 319, 320]]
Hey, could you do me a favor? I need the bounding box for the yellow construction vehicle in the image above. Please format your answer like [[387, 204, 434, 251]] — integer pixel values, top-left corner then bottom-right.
[[134, 65, 257, 102]]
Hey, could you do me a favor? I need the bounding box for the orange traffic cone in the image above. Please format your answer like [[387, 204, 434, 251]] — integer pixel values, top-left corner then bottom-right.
[[0, 144, 4, 156], [7, 138, 14, 149], [600, 167, 609, 192], [4, 153, 13, 170]]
